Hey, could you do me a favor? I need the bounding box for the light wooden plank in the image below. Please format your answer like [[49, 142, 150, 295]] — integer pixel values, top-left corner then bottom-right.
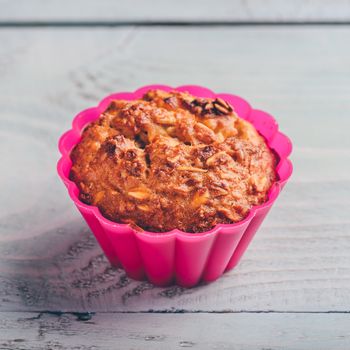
[[1, 0, 350, 22], [0, 27, 349, 313], [1, 207, 350, 312], [1, 312, 350, 350]]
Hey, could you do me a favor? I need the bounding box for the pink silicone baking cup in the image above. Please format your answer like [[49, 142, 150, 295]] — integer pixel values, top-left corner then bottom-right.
[[57, 85, 293, 287]]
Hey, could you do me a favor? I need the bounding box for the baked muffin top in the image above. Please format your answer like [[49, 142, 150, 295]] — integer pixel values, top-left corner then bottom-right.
[[70, 90, 276, 233]]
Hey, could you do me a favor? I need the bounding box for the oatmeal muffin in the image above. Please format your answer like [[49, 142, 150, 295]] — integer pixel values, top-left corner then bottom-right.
[[70, 90, 277, 233]]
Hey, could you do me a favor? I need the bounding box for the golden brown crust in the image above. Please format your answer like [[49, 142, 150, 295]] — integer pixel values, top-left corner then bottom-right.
[[70, 90, 277, 232]]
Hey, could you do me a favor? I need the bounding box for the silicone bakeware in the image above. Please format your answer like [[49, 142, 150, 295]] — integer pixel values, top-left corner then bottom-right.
[[57, 85, 293, 287]]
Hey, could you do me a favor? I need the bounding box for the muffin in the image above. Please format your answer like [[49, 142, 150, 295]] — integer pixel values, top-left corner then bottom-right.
[[69, 89, 277, 233]]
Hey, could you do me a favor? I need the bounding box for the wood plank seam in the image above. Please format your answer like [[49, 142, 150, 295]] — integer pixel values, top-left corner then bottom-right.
[[1, 21, 350, 27]]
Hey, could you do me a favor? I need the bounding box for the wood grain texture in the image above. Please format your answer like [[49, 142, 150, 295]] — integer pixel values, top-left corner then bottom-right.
[[0, 27, 349, 316], [1, 312, 350, 350], [1, 0, 350, 23]]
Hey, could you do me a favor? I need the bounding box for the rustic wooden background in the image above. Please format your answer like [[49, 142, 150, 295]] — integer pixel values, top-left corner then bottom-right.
[[0, 1, 350, 349]]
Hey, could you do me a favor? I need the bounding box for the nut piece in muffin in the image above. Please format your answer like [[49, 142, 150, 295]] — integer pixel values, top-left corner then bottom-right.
[[70, 90, 277, 233]]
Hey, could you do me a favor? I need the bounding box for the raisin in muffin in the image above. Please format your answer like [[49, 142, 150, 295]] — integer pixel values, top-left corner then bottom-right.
[[70, 90, 276, 233]]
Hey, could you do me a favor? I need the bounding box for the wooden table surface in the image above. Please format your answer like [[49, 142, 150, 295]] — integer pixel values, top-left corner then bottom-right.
[[0, 2, 350, 349]]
